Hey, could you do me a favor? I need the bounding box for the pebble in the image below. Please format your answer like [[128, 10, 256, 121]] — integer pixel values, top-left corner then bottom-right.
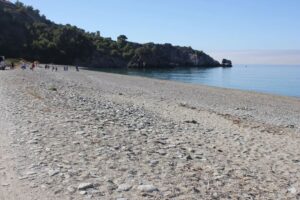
[[25, 171, 37, 176], [1, 69, 298, 200], [76, 131, 85, 135], [149, 160, 159, 167], [79, 191, 87, 195], [78, 183, 94, 190], [67, 186, 76, 193], [137, 185, 158, 193], [288, 187, 296, 194], [117, 183, 132, 192], [48, 169, 60, 177]]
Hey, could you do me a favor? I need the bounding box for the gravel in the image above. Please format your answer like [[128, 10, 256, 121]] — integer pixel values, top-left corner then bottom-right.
[[0, 67, 299, 199]]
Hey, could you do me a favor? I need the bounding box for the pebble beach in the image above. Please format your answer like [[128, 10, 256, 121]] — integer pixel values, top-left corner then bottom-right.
[[0, 66, 299, 199]]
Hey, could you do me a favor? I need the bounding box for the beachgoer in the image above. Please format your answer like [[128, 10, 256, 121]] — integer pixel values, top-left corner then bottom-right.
[[11, 62, 14, 69], [21, 62, 26, 70], [55, 67, 58, 72], [30, 63, 35, 70], [76, 66, 79, 72]]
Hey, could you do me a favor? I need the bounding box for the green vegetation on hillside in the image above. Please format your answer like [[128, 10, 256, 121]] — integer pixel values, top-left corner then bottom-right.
[[0, 1, 222, 68]]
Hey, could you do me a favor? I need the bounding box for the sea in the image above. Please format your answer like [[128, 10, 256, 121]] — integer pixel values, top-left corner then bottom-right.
[[95, 64, 300, 98]]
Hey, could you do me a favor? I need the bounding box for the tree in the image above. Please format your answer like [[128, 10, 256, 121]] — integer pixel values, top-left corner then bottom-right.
[[117, 35, 127, 44], [96, 31, 100, 37]]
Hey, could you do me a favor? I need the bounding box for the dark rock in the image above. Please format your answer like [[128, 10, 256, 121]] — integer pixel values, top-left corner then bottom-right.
[[222, 59, 232, 67], [184, 120, 198, 124]]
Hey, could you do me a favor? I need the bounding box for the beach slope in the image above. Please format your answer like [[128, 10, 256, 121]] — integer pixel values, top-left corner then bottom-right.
[[0, 68, 299, 199]]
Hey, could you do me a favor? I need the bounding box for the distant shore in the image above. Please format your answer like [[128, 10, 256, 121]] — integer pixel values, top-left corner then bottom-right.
[[0, 67, 299, 199]]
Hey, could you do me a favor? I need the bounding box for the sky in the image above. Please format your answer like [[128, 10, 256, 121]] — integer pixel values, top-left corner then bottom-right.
[[13, 0, 300, 64]]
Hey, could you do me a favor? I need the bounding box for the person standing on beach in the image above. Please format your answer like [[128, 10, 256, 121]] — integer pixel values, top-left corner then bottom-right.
[[11, 62, 14, 69], [76, 66, 79, 72], [21, 62, 26, 70]]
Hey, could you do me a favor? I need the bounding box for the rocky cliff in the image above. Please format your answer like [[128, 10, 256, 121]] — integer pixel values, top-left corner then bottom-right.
[[127, 43, 220, 68]]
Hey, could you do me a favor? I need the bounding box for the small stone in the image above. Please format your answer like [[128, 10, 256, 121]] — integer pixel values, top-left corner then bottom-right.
[[54, 189, 62, 194], [79, 191, 87, 195], [107, 181, 118, 191], [137, 185, 158, 193], [67, 186, 76, 193], [41, 184, 47, 189], [78, 183, 94, 190], [73, 141, 80, 145], [29, 183, 37, 188], [149, 160, 159, 167], [76, 131, 85, 135], [192, 187, 200, 193], [48, 169, 60, 177], [184, 120, 198, 124], [156, 150, 167, 155], [286, 124, 295, 128], [117, 183, 132, 192], [186, 155, 193, 160], [27, 140, 38, 144], [212, 192, 218, 198], [288, 187, 296, 194], [18, 176, 28, 180], [25, 171, 37, 176]]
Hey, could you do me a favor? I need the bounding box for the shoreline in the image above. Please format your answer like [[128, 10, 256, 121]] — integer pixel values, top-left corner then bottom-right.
[[78, 67, 300, 131], [84, 67, 300, 100], [84, 65, 300, 99], [0, 67, 299, 199]]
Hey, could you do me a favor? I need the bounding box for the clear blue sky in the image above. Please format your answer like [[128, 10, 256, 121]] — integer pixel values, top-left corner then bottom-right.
[[13, 0, 300, 64]]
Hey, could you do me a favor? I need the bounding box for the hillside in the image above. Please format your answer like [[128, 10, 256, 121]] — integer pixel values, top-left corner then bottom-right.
[[0, 1, 226, 68]]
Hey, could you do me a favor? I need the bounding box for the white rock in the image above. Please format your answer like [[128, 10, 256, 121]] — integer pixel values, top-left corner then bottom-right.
[[117, 183, 132, 192], [25, 171, 37, 176], [149, 160, 159, 167], [48, 169, 60, 177], [67, 186, 76, 193], [137, 185, 158, 192], [76, 131, 85, 135], [78, 182, 94, 190], [41, 184, 47, 189], [288, 187, 297, 194], [79, 191, 87, 195]]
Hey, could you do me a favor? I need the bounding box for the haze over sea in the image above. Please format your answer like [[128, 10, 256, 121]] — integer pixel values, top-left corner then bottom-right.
[[96, 65, 300, 98]]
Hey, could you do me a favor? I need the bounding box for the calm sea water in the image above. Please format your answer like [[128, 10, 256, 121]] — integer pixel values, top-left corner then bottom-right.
[[95, 65, 300, 97]]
